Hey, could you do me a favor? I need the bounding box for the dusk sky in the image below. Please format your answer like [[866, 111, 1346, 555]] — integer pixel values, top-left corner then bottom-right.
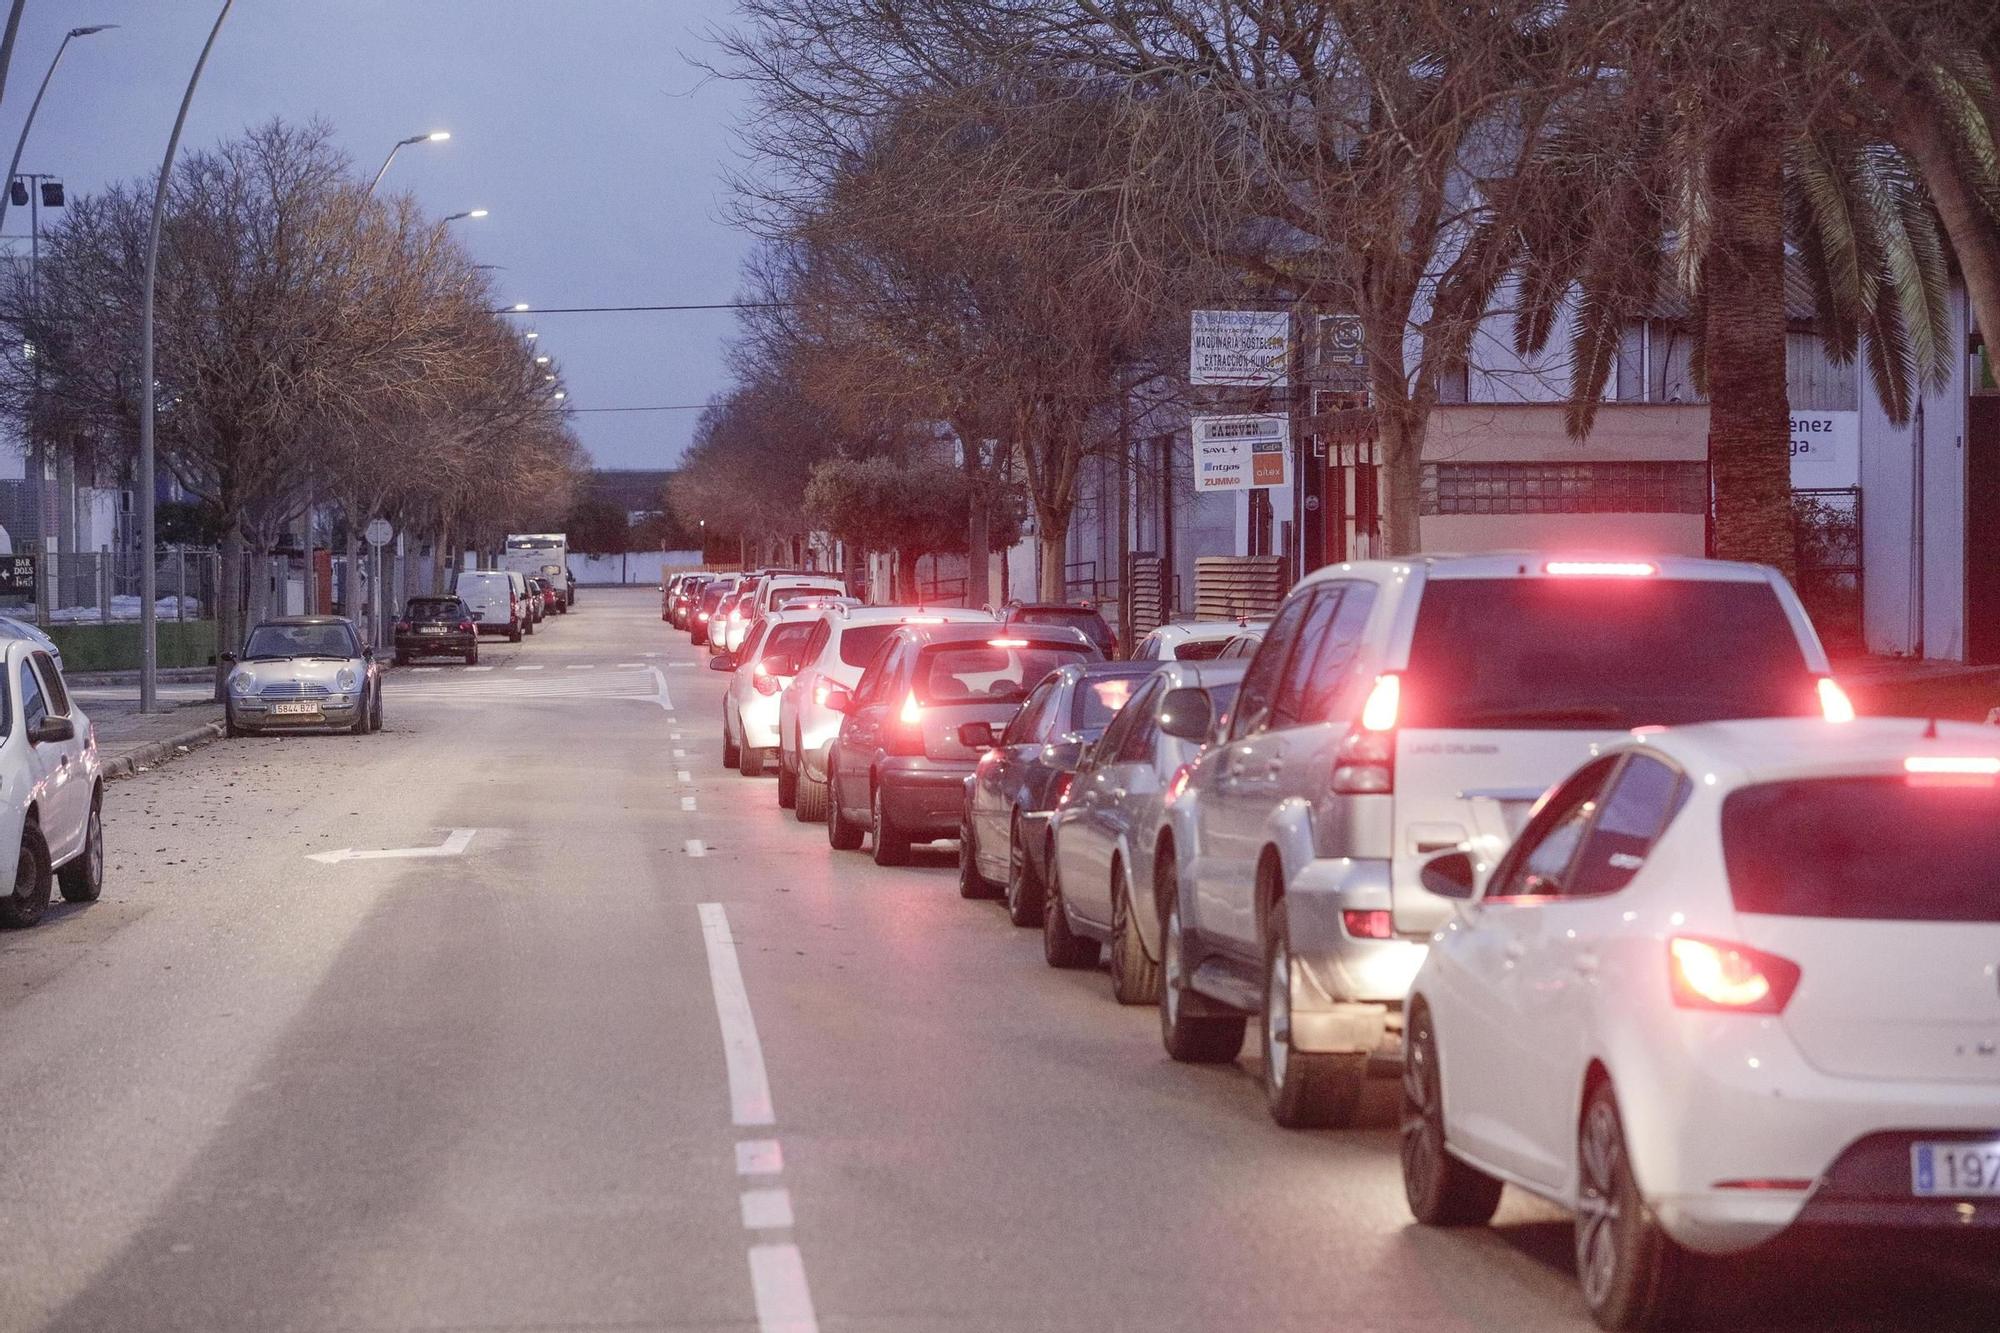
[[7, 0, 757, 471]]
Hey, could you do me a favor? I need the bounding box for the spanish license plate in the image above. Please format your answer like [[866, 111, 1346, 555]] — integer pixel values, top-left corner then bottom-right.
[[271, 701, 321, 717], [1912, 1141, 2000, 1196], [420, 626, 446, 634]]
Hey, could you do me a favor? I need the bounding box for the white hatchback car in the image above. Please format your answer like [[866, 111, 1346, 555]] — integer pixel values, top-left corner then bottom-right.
[[715, 607, 824, 777], [777, 605, 993, 820], [1131, 620, 1265, 662], [0, 641, 102, 928], [1402, 717, 2000, 1329]]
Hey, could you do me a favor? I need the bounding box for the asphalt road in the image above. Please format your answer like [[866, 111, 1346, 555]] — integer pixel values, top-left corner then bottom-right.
[[2, 587, 1996, 1333]]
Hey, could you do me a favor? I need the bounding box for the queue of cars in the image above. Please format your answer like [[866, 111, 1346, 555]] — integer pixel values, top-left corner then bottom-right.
[[682, 553, 2000, 1329]]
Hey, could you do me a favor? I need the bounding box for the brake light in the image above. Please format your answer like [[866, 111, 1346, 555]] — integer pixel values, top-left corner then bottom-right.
[[753, 672, 783, 697], [1904, 755, 2000, 788], [1342, 910, 1392, 939], [394, 621, 410, 633], [1545, 560, 1658, 577], [698, 612, 709, 621], [814, 683, 830, 706], [1165, 764, 1192, 804], [1668, 936, 1800, 1014], [457, 621, 474, 633], [1359, 673, 1400, 731], [730, 608, 744, 623], [1816, 677, 1855, 724], [1051, 772, 1075, 807], [989, 638, 1029, 647], [900, 691, 923, 725]]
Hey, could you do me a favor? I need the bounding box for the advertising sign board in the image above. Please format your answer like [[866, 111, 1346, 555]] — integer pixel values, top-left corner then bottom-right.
[[1193, 414, 1292, 491]]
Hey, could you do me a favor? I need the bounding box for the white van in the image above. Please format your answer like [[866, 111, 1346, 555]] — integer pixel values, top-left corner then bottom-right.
[[453, 570, 528, 642]]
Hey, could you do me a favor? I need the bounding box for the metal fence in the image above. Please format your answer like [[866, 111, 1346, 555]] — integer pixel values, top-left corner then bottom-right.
[[1793, 487, 1863, 655], [0, 547, 219, 627]]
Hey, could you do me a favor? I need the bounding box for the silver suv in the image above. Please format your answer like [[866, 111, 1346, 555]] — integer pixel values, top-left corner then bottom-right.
[[1155, 554, 1849, 1129]]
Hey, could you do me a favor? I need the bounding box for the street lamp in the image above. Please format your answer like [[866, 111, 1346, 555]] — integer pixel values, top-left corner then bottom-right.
[[443, 208, 487, 222], [511, 302, 530, 312], [367, 129, 450, 194], [0, 25, 115, 258], [534, 355, 549, 365], [524, 331, 538, 341]]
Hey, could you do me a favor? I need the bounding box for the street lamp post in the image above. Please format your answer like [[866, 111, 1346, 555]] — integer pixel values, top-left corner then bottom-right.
[[367, 129, 448, 194], [443, 208, 487, 222], [0, 24, 113, 246], [140, 2, 231, 715]]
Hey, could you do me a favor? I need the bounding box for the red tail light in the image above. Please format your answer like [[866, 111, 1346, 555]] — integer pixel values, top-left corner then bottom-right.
[[1333, 674, 1400, 794], [1051, 771, 1075, 807], [394, 621, 410, 633], [752, 661, 784, 696], [1165, 763, 1193, 804], [1668, 936, 1800, 1014], [457, 621, 474, 633], [899, 691, 923, 726], [1817, 677, 1856, 724], [885, 691, 926, 756], [1342, 910, 1393, 939]]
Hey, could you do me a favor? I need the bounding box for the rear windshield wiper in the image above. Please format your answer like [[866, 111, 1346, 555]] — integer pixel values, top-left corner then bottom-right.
[[1447, 704, 1632, 727]]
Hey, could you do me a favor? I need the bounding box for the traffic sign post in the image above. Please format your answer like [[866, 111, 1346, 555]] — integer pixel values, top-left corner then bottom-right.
[[366, 519, 393, 651]]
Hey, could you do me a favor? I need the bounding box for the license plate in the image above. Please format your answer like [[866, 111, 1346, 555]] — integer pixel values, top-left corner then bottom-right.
[[420, 626, 446, 634], [271, 701, 321, 717], [1912, 1141, 2000, 1196]]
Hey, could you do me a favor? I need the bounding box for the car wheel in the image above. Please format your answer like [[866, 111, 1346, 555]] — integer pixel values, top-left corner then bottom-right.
[[1157, 884, 1244, 1064], [776, 761, 797, 808], [1004, 812, 1044, 927], [371, 688, 384, 731], [57, 794, 104, 904], [795, 771, 828, 824], [524, 616, 534, 636], [1108, 858, 1160, 1005], [957, 817, 998, 899], [738, 736, 764, 778], [871, 782, 911, 866], [225, 706, 247, 739], [466, 646, 479, 666], [0, 820, 52, 928], [721, 708, 741, 770], [350, 689, 372, 736], [1262, 897, 1367, 1129], [826, 764, 864, 851], [393, 652, 410, 667], [1577, 1083, 1684, 1330], [1402, 1002, 1504, 1226], [1042, 867, 1101, 968], [508, 621, 522, 644]]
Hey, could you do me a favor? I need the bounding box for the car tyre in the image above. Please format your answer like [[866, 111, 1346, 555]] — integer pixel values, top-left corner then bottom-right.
[[795, 771, 829, 824], [393, 652, 410, 667], [1262, 898, 1367, 1129], [1042, 869, 1101, 968], [349, 689, 372, 736], [508, 620, 522, 644], [1401, 1002, 1504, 1226], [1108, 858, 1159, 1005], [370, 687, 384, 732], [826, 763, 864, 851], [57, 794, 104, 904], [1004, 812, 1044, 927], [0, 819, 51, 928], [1576, 1083, 1685, 1330], [225, 706, 247, 739], [957, 818, 998, 899], [871, 782, 911, 866], [1157, 884, 1244, 1064], [722, 709, 741, 770], [776, 761, 797, 808], [738, 735, 764, 778]]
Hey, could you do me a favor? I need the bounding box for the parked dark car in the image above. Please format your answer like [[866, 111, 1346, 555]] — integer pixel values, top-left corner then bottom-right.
[[393, 596, 479, 666], [823, 622, 1101, 867], [960, 659, 1157, 930], [1000, 601, 1119, 659]]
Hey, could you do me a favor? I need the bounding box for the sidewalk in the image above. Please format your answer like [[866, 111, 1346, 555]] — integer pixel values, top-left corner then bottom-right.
[[84, 696, 226, 779]]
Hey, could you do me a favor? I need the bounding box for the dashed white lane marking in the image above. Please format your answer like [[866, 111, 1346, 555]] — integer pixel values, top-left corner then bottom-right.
[[748, 1244, 818, 1333], [681, 796, 698, 812], [736, 1140, 783, 1175], [740, 1188, 794, 1230], [566, 663, 596, 670], [696, 903, 774, 1126], [678, 770, 693, 784], [413, 667, 442, 673], [686, 838, 707, 858], [674, 748, 688, 759], [466, 666, 494, 672], [672, 732, 684, 741], [618, 661, 644, 668], [516, 665, 544, 672]]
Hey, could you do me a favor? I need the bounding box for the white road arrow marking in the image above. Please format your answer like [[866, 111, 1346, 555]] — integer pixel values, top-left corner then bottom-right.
[[307, 828, 478, 865]]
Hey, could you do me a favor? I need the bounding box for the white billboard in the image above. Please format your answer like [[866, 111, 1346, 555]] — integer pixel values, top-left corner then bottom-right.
[[1790, 411, 1859, 487], [1193, 414, 1292, 491], [1190, 310, 1290, 387]]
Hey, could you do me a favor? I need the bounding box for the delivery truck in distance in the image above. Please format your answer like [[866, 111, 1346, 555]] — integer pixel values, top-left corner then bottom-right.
[[501, 533, 573, 611]]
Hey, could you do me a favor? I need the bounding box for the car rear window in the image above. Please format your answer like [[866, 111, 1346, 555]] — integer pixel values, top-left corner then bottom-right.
[[408, 600, 464, 619], [838, 623, 901, 668], [915, 641, 1092, 705], [1402, 578, 1816, 729], [762, 622, 815, 662], [1723, 777, 2000, 921], [1072, 674, 1146, 731], [1174, 639, 1229, 661], [774, 586, 843, 608], [1012, 607, 1108, 639]]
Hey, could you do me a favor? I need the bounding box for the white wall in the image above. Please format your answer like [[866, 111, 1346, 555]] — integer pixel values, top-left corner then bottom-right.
[[570, 550, 703, 586]]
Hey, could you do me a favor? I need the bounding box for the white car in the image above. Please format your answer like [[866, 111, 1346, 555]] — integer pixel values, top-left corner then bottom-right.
[[715, 607, 823, 777], [776, 604, 994, 820], [0, 640, 102, 928], [1131, 620, 1265, 662], [756, 574, 848, 616], [1402, 717, 2000, 1329], [0, 616, 63, 672]]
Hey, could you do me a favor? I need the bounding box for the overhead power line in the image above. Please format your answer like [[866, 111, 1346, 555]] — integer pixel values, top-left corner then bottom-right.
[[565, 404, 709, 413], [497, 301, 788, 315]]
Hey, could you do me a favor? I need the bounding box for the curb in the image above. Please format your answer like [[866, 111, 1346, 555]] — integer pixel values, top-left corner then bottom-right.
[[68, 668, 215, 688], [101, 720, 227, 780]]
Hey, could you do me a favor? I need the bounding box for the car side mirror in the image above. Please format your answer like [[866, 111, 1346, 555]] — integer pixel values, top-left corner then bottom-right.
[[219, 652, 237, 664], [1157, 687, 1213, 742], [958, 721, 997, 750], [1420, 850, 1478, 900], [362, 647, 374, 661], [822, 686, 854, 714], [29, 716, 74, 745], [708, 653, 736, 672]]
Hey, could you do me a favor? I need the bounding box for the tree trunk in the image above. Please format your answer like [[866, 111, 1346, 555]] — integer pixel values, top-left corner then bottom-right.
[[896, 545, 921, 601], [1377, 404, 1426, 557], [1038, 524, 1066, 601], [342, 519, 362, 620], [963, 440, 991, 610], [1703, 109, 1796, 577], [214, 528, 245, 702]]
